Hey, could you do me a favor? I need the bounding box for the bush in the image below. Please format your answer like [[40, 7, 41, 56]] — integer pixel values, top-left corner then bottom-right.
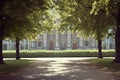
[[3, 50, 115, 58]]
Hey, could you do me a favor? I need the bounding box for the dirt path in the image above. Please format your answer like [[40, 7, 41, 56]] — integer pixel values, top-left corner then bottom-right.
[[0, 58, 120, 80]]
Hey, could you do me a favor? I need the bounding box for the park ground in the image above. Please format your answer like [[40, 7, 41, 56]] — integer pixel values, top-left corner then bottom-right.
[[0, 57, 120, 80]]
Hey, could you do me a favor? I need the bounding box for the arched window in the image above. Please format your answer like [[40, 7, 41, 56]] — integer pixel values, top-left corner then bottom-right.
[[85, 40, 89, 46], [38, 41, 41, 47], [49, 41, 54, 50], [73, 41, 77, 49]]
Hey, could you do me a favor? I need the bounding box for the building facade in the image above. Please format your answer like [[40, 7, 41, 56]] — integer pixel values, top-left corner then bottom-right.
[[3, 30, 115, 50]]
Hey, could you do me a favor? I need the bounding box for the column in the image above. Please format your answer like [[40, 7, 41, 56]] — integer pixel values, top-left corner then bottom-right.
[[79, 37, 83, 49], [24, 40, 26, 49], [107, 38, 110, 49], [7, 42, 9, 50], [19, 41, 21, 50], [43, 32, 48, 49], [88, 38, 92, 49], [9, 40, 11, 50], [27, 40, 30, 50], [54, 30, 60, 50], [29, 41, 32, 50], [105, 35, 109, 49], [91, 38, 96, 48], [113, 38, 115, 49], [67, 31, 72, 49]]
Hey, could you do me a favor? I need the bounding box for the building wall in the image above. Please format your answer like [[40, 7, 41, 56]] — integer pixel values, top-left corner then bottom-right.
[[2, 31, 115, 50]]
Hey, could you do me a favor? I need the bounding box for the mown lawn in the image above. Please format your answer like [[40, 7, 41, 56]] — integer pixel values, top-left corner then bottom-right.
[[88, 59, 120, 72], [0, 60, 33, 73]]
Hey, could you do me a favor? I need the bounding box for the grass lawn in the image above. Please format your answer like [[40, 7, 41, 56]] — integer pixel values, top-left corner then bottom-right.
[[87, 59, 120, 72], [0, 60, 33, 73]]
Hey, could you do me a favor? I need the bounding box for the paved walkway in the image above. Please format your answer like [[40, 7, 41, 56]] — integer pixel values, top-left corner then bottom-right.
[[1, 58, 120, 80]]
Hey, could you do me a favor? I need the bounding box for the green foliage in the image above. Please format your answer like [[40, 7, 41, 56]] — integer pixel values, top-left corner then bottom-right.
[[0, 0, 54, 40], [90, 0, 119, 16], [0, 60, 33, 73], [0, 0, 55, 63], [54, 0, 114, 40], [3, 50, 115, 58], [90, 0, 120, 62]]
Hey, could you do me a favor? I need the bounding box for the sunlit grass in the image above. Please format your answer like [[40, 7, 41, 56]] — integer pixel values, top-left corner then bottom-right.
[[87, 59, 120, 72], [0, 60, 33, 73]]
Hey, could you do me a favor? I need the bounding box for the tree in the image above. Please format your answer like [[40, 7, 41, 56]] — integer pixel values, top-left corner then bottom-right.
[[8, 11, 46, 60], [88, 14, 114, 58], [9, 0, 53, 59], [53, 0, 114, 58], [0, 0, 52, 63], [90, 0, 120, 63], [6, 0, 54, 60], [0, 0, 11, 64]]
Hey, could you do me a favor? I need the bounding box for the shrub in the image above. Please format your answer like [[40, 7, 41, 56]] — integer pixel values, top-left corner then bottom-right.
[[3, 50, 115, 58]]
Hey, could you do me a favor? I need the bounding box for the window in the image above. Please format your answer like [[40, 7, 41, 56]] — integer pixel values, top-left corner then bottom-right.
[[38, 41, 41, 47], [3, 44, 7, 50], [85, 40, 89, 46]]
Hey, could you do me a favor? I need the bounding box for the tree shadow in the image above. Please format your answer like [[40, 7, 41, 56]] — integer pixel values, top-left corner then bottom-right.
[[1, 59, 120, 80]]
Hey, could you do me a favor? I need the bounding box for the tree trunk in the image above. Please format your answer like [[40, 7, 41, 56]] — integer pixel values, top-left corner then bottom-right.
[[16, 38, 20, 60], [0, 15, 9, 64], [113, 18, 120, 63], [97, 38, 103, 58], [0, 29, 4, 64], [0, 38, 4, 64]]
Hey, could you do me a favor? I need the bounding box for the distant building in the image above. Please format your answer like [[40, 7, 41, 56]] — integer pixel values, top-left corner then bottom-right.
[[3, 30, 115, 50]]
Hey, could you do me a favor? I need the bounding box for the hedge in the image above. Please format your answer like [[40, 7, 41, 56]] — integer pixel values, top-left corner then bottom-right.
[[3, 50, 115, 58]]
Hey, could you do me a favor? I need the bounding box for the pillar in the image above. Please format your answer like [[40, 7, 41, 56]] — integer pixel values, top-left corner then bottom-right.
[[91, 38, 96, 48], [79, 37, 83, 49], [67, 31, 72, 49], [54, 30, 60, 50], [27, 40, 30, 50], [43, 32, 48, 49]]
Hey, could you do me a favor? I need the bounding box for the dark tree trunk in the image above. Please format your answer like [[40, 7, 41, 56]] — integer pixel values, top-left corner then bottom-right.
[[0, 38, 4, 64], [0, 15, 9, 64], [0, 27, 4, 64], [16, 38, 20, 60], [97, 38, 103, 58], [113, 17, 120, 63]]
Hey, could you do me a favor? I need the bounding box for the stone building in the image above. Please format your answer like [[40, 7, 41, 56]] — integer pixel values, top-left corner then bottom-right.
[[2, 30, 115, 50]]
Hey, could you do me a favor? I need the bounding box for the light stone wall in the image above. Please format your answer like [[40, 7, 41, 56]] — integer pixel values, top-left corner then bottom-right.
[[2, 30, 115, 50]]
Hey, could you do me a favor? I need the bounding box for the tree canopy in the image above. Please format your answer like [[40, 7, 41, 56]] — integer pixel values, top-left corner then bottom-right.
[[90, 0, 120, 63], [0, 0, 54, 63], [53, 0, 115, 58]]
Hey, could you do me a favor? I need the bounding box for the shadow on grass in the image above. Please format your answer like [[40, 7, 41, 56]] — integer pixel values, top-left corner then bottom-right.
[[0, 60, 33, 73], [87, 59, 120, 72]]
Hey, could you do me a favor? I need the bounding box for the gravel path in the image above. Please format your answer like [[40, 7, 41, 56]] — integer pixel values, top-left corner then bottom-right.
[[0, 58, 120, 80]]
